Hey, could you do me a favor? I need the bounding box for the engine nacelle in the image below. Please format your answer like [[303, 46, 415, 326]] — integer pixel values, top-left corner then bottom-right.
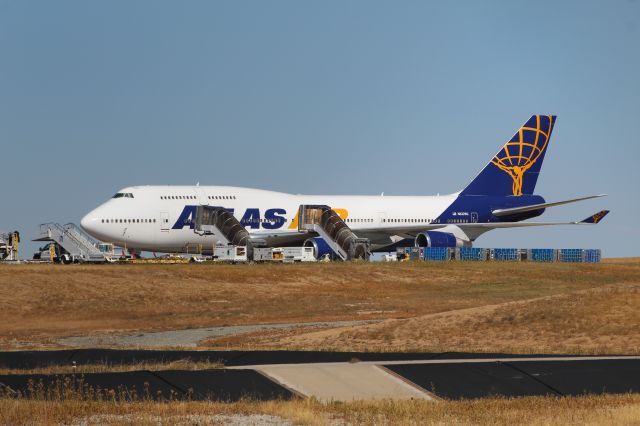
[[415, 231, 466, 248], [303, 237, 336, 260]]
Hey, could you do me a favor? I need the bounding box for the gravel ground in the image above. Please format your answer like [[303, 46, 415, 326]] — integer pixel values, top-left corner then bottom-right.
[[57, 320, 379, 347]]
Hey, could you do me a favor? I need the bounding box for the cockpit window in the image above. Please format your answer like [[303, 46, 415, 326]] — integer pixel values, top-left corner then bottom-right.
[[112, 193, 134, 199]]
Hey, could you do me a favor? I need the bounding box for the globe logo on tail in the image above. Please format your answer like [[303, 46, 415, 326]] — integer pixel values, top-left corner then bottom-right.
[[589, 210, 608, 224], [491, 115, 554, 196]]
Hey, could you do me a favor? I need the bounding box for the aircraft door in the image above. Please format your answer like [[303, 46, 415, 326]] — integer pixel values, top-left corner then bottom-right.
[[198, 187, 209, 206], [160, 212, 170, 231], [471, 212, 478, 223], [377, 211, 388, 226]]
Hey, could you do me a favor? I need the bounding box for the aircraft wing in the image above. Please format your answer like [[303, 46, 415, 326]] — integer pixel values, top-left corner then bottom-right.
[[491, 194, 606, 217], [351, 210, 611, 240], [457, 210, 611, 229], [254, 210, 610, 245]]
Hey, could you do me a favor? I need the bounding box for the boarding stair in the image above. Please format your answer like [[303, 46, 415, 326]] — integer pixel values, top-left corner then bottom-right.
[[193, 206, 265, 260], [297, 205, 370, 261], [35, 223, 106, 263], [0, 231, 19, 261]]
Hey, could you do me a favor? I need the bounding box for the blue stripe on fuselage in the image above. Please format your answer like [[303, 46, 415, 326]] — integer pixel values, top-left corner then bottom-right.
[[435, 194, 546, 224]]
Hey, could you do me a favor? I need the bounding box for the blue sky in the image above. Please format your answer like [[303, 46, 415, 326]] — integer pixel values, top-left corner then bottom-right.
[[1, 0, 638, 257]]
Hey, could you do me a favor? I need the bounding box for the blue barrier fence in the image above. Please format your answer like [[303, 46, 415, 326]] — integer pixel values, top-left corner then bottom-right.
[[492, 248, 520, 261], [558, 249, 584, 263], [423, 247, 450, 261], [458, 247, 486, 261], [396, 247, 601, 263], [583, 249, 601, 263], [530, 249, 555, 262]]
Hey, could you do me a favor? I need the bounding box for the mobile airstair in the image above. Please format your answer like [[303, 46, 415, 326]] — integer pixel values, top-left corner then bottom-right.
[[297, 205, 371, 261], [0, 231, 20, 261], [193, 206, 265, 260], [35, 223, 107, 263]]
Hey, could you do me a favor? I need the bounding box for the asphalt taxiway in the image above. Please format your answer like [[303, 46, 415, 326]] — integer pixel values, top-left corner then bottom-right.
[[1, 350, 639, 402]]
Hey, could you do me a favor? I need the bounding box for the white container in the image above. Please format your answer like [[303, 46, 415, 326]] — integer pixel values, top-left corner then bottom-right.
[[253, 247, 285, 262], [382, 253, 397, 262], [281, 246, 316, 262], [214, 245, 248, 262]]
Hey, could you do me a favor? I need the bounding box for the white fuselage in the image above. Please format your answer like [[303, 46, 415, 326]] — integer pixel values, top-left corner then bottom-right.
[[81, 185, 459, 252]]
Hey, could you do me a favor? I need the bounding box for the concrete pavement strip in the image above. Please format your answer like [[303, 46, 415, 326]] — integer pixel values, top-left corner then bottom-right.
[[229, 356, 640, 402], [255, 363, 433, 401], [225, 355, 640, 369]]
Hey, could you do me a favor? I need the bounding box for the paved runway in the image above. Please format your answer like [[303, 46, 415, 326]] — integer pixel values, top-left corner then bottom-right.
[[0, 349, 578, 370], [0, 369, 294, 401], [1, 350, 639, 402], [386, 358, 640, 399]]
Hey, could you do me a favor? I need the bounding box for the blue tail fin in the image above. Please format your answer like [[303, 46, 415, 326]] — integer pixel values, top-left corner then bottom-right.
[[461, 115, 556, 196]]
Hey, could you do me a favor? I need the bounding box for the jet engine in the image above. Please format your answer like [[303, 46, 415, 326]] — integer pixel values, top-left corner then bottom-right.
[[303, 237, 336, 260], [415, 231, 467, 248]]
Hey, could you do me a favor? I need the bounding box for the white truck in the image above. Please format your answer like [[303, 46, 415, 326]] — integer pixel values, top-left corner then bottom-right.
[[252, 246, 316, 262], [253, 247, 285, 262], [213, 245, 248, 262], [281, 246, 316, 262]]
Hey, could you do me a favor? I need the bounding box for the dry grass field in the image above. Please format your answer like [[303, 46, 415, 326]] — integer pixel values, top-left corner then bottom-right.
[[2, 395, 640, 425], [2, 259, 640, 424], [0, 360, 223, 376], [212, 281, 640, 354], [1, 259, 639, 352]]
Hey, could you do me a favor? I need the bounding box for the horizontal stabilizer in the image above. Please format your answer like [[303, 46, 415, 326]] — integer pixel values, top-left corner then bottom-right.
[[579, 210, 610, 224], [491, 194, 607, 217]]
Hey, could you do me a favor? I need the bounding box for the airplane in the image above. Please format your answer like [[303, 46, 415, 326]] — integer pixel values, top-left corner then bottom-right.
[[80, 115, 609, 257]]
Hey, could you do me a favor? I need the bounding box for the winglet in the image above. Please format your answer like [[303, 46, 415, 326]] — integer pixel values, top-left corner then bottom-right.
[[580, 210, 610, 224]]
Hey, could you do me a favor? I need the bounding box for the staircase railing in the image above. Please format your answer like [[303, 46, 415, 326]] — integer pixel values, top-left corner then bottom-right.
[[297, 205, 370, 261]]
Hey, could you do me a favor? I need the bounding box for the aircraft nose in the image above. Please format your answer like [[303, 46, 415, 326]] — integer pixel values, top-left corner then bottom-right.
[[80, 210, 99, 236]]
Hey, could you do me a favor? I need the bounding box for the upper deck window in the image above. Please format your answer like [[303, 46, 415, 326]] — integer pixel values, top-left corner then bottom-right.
[[112, 193, 134, 199]]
